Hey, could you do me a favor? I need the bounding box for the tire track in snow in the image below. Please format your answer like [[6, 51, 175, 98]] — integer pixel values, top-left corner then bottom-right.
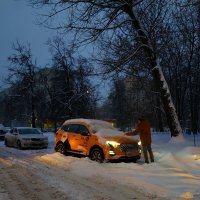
[[0, 158, 69, 200], [0, 145, 167, 200]]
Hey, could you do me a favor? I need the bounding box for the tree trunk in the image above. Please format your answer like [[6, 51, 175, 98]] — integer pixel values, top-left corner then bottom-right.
[[152, 66, 182, 136], [124, 6, 182, 136]]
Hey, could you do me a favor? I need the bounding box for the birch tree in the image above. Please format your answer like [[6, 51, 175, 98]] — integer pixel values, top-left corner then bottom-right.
[[30, 0, 183, 136]]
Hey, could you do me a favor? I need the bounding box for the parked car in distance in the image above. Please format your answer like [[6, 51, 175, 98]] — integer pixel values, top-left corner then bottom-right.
[[4, 127, 48, 149], [55, 119, 141, 162], [0, 124, 6, 140]]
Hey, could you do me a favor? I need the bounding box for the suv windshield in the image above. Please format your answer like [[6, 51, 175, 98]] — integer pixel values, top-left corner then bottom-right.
[[90, 122, 124, 137], [91, 123, 116, 133]]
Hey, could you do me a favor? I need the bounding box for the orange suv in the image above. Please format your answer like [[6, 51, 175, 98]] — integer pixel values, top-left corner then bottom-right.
[[54, 119, 141, 162]]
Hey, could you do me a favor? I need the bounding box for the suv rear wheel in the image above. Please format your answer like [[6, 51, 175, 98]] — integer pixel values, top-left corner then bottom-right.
[[89, 148, 104, 163], [55, 142, 69, 155], [55, 142, 65, 154]]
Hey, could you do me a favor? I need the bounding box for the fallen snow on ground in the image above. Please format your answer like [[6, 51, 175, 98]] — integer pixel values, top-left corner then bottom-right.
[[1, 132, 200, 199]]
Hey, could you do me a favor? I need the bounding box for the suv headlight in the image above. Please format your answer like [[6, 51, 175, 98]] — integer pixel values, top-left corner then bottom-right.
[[106, 141, 120, 148], [138, 140, 141, 146]]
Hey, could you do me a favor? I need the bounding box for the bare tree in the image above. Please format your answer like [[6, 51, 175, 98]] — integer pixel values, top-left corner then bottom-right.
[[7, 41, 38, 127], [162, 2, 200, 132], [29, 0, 182, 137], [43, 37, 97, 131]]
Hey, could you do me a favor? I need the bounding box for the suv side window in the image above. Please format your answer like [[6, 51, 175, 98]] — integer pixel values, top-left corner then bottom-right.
[[68, 124, 79, 134], [61, 125, 70, 132], [77, 125, 90, 135]]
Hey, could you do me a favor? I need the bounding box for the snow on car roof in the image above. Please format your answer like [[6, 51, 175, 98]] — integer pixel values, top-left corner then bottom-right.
[[65, 118, 112, 127], [65, 118, 124, 137]]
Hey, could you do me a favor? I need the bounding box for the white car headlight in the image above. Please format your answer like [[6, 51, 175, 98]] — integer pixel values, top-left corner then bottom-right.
[[106, 141, 120, 148], [138, 140, 142, 146]]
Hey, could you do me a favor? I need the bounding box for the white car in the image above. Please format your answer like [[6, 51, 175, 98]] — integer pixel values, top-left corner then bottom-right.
[[4, 127, 48, 149]]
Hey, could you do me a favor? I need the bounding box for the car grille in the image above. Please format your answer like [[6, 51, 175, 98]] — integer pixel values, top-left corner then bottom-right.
[[31, 138, 43, 142], [120, 143, 139, 152]]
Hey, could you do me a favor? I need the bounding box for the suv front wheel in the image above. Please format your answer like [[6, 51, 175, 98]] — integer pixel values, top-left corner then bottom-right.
[[89, 147, 104, 163]]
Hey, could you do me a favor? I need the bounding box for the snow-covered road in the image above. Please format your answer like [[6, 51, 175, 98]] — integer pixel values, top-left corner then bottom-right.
[[0, 132, 200, 200], [0, 157, 68, 200], [0, 144, 161, 200]]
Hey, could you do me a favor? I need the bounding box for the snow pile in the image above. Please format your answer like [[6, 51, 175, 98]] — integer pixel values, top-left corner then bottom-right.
[[168, 133, 185, 144], [32, 132, 200, 199], [1, 132, 200, 199]]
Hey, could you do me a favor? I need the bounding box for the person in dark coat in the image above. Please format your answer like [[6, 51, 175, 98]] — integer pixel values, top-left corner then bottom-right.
[[125, 116, 154, 164]]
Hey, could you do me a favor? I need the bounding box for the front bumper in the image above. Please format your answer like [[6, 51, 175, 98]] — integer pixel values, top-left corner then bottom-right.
[[105, 143, 141, 161], [107, 151, 141, 160], [109, 155, 141, 163]]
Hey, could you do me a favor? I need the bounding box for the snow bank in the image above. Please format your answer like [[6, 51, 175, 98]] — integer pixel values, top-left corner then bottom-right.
[[1, 132, 200, 199], [31, 132, 200, 199], [168, 133, 185, 144], [35, 147, 200, 199]]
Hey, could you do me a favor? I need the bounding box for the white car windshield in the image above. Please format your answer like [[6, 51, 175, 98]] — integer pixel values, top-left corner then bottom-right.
[[18, 128, 42, 135]]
